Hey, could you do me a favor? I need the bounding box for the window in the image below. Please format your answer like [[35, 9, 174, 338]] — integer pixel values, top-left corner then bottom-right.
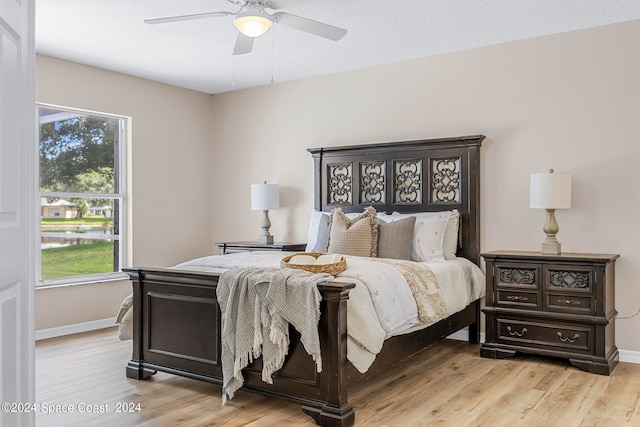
[[38, 104, 127, 286]]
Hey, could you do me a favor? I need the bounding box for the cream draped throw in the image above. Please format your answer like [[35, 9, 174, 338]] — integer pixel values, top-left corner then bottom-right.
[[217, 267, 333, 404]]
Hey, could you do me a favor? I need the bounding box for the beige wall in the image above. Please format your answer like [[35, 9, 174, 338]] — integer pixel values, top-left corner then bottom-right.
[[209, 20, 640, 352], [34, 20, 640, 354], [35, 55, 214, 330]]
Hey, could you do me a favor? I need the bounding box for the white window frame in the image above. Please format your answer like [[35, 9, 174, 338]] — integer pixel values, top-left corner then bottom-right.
[[36, 103, 129, 287]]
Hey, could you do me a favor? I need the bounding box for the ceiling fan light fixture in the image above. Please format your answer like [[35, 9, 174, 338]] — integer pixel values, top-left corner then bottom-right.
[[233, 13, 272, 38]]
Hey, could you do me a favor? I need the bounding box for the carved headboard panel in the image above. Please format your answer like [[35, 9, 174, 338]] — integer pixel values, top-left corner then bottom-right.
[[308, 135, 484, 265]]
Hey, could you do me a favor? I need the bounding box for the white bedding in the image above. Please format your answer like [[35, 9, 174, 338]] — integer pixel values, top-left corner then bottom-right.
[[174, 251, 485, 373]]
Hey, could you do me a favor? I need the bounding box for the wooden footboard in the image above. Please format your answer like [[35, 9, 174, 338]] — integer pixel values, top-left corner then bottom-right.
[[123, 267, 480, 427], [123, 267, 357, 427]]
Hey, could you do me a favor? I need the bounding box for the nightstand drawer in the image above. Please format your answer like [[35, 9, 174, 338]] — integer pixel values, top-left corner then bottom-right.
[[217, 242, 307, 255], [496, 289, 539, 309], [495, 263, 540, 290], [545, 292, 594, 314], [224, 247, 259, 254], [496, 318, 593, 354], [544, 264, 593, 293]]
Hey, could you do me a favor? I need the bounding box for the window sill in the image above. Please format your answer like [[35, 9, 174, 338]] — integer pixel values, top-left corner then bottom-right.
[[36, 272, 129, 290]]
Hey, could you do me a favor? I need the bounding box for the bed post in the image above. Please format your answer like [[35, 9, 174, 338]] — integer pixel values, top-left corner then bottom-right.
[[465, 139, 482, 266], [302, 281, 355, 427], [310, 147, 324, 211], [468, 299, 481, 344], [124, 269, 156, 380]]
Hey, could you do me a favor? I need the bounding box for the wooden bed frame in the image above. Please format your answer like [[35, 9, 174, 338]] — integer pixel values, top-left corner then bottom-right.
[[123, 134, 485, 427]]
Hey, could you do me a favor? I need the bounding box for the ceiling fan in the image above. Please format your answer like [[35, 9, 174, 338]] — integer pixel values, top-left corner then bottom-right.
[[144, 0, 348, 55]]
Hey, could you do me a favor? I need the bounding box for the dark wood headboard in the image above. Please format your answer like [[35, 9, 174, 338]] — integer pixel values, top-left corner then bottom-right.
[[308, 135, 484, 265]]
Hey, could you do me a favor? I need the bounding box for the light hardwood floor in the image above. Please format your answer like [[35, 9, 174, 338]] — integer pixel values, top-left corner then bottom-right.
[[36, 327, 640, 427]]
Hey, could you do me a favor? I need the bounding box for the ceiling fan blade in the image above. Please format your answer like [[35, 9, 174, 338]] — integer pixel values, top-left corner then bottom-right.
[[263, 1, 281, 10], [144, 11, 232, 25], [233, 32, 255, 55], [272, 12, 347, 41]]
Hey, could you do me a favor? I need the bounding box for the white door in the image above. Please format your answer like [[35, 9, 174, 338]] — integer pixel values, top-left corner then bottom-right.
[[0, 0, 36, 426]]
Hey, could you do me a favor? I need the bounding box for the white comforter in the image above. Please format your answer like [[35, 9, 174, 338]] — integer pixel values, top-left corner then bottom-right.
[[175, 252, 485, 373]]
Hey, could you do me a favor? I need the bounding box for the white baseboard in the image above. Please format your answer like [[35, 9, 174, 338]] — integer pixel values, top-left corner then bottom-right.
[[447, 330, 640, 365], [35, 317, 117, 341], [618, 349, 640, 364]]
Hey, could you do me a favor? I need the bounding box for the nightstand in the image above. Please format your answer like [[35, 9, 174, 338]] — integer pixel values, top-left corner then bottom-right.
[[216, 241, 307, 255], [480, 250, 619, 375]]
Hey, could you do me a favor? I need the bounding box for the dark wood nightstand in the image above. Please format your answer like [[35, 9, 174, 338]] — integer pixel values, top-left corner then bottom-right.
[[216, 241, 307, 255], [480, 250, 619, 375]]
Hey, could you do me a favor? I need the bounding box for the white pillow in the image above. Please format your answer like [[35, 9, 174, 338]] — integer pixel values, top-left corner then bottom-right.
[[410, 212, 450, 262], [376, 212, 396, 223], [388, 210, 460, 260], [443, 209, 460, 260], [306, 210, 329, 252], [305, 209, 362, 252]]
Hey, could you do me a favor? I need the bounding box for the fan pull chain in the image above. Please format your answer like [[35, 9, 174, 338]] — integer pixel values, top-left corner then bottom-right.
[[270, 28, 274, 84], [232, 58, 236, 88], [231, 25, 236, 88]]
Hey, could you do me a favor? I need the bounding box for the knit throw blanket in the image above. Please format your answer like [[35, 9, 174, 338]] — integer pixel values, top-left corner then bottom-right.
[[217, 267, 332, 404]]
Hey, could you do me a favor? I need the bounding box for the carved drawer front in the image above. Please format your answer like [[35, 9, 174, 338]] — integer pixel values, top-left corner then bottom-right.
[[496, 289, 539, 309], [496, 318, 593, 354], [544, 265, 593, 293], [496, 264, 539, 289], [543, 264, 594, 314]]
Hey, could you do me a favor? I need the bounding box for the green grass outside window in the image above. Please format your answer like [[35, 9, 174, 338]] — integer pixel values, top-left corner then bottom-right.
[[41, 241, 114, 281]]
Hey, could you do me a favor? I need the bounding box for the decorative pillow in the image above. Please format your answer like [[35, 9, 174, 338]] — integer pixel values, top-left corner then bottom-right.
[[305, 209, 363, 252], [411, 213, 450, 261], [376, 212, 396, 223], [388, 210, 460, 260], [327, 207, 378, 257], [305, 210, 331, 252], [377, 216, 416, 260], [442, 209, 460, 260]]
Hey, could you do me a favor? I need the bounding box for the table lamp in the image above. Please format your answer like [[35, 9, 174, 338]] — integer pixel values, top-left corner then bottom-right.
[[530, 169, 572, 254], [251, 181, 279, 244]]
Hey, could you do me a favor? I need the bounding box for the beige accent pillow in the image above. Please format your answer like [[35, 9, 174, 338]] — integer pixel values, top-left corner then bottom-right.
[[327, 207, 378, 257], [377, 216, 416, 260]]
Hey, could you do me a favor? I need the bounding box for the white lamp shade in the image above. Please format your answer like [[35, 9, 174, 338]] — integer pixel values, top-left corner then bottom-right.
[[530, 171, 572, 209], [251, 183, 279, 210]]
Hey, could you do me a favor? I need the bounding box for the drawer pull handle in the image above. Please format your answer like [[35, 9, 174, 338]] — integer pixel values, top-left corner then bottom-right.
[[507, 326, 527, 337], [557, 298, 581, 305], [506, 295, 529, 302], [557, 332, 580, 343]]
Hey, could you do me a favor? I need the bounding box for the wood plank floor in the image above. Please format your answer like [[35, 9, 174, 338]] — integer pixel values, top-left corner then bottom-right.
[[36, 327, 640, 426]]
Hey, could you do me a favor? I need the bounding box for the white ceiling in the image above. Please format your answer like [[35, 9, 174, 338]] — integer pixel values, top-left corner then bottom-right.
[[36, 0, 640, 95]]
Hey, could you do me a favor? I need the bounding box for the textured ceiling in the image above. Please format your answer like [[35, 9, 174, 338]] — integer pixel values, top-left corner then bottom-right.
[[36, 0, 640, 95]]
